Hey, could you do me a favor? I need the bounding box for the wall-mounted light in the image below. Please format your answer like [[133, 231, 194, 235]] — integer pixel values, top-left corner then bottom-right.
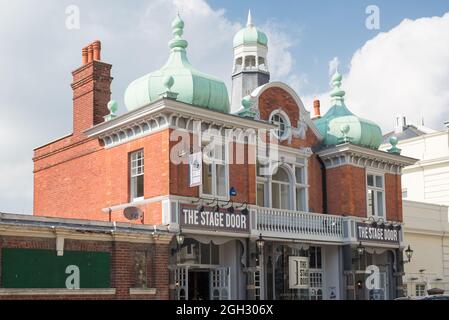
[[237, 202, 249, 215], [222, 200, 235, 214], [357, 242, 366, 256], [256, 233, 265, 254], [404, 245, 414, 263], [176, 231, 185, 248]]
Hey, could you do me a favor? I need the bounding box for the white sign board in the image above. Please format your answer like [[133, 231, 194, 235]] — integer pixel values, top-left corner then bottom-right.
[[189, 152, 202, 187], [288, 256, 309, 289]]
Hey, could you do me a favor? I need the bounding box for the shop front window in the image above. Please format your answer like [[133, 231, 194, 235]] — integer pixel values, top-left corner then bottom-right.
[[268, 245, 323, 300]]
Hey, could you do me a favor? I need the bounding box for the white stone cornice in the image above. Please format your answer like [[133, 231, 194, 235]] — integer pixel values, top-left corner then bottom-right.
[[317, 143, 418, 173], [85, 98, 275, 143]]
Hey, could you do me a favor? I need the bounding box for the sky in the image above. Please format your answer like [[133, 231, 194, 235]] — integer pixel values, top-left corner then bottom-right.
[[1, 0, 449, 214]]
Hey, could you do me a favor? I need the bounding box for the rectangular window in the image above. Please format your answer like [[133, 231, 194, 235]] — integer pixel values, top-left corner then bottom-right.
[[295, 166, 305, 184], [257, 182, 265, 207], [402, 188, 408, 198], [272, 184, 280, 209], [415, 284, 426, 297], [280, 184, 290, 209], [296, 188, 306, 212], [202, 164, 213, 195], [201, 136, 228, 199], [309, 246, 322, 269], [295, 164, 307, 212], [366, 173, 385, 218], [130, 150, 144, 201]]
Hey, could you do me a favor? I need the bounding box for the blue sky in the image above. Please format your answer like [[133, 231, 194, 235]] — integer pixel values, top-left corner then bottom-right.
[[0, 0, 449, 214], [209, 0, 449, 94]]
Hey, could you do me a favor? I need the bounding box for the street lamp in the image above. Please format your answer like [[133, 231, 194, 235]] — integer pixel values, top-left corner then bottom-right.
[[256, 233, 265, 254], [404, 245, 414, 263], [357, 242, 365, 256]]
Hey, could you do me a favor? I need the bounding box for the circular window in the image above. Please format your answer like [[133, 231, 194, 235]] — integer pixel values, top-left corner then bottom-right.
[[269, 111, 290, 140]]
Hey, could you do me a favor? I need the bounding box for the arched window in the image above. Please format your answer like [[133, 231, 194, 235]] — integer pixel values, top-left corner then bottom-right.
[[271, 167, 291, 210], [244, 55, 256, 68], [234, 57, 243, 73]]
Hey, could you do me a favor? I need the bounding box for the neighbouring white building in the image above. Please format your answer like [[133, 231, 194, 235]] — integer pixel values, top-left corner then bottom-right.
[[381, 117, 449, 296], [402, 200, 449, 296]]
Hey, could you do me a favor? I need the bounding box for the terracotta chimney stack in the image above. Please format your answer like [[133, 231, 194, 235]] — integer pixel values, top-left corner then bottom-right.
[[72, 40, 113, 138], [92, 40, 101, 61], [313, 99, 321, 118]]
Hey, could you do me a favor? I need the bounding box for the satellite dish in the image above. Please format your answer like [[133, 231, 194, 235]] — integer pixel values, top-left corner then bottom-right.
[[123, 206, 142, 221]]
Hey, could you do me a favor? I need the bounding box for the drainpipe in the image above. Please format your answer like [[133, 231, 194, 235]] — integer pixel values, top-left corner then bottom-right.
[[317, 155, 328, 214]]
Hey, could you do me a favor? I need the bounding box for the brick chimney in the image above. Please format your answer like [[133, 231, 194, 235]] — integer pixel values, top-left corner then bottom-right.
[[313, 99, 321, 119], [71, 40, 113, 137]]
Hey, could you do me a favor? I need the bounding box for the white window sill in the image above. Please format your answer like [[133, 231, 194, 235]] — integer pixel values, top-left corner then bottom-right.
[[129, 288, 157, 295], [0, 288, 116, 296]]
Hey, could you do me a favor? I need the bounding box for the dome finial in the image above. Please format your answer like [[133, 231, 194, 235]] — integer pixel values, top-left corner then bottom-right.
[[247, 10, 253, 27], [330, 70, 345, 105], [169, 14, 188, 50]]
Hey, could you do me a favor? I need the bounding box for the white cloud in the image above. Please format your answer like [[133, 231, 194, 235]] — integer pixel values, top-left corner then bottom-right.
[[0, 0, 299, 213], [305, 13, 449, 132], [328, 57, 340, 76]]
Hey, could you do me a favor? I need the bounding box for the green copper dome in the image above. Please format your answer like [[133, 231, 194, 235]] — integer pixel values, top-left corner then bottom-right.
[[233, 11, 268, 48], [124, 14, 230, 113], [314, 71, 382, 149]]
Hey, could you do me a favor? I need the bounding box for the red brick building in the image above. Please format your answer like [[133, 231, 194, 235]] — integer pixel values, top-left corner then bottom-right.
[[2, 13, 418, 300]]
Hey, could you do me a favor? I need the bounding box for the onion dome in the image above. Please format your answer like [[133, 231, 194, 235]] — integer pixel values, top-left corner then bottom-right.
[[314, 71, 382, 149], [124, 14, 230, 113], [233, 10, 268, 48]]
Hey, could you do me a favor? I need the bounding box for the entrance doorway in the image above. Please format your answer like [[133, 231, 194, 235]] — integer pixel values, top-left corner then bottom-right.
[[189, 270, 210, 300], [173, 266, 230, 300]]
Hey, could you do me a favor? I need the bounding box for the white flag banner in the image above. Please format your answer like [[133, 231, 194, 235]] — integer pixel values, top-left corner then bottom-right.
[[189, 152, 202, 187]]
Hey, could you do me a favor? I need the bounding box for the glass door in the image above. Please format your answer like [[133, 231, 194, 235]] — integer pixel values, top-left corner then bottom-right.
[[175, 266, 189, 300], [210, 267, 230, 300], [367, 271, 388, 300]]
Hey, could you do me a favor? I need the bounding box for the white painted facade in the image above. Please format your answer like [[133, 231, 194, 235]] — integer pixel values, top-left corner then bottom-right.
[[381, 129, 449, 205], [380, 126, 449, 295], [402, 200, 449, 296]]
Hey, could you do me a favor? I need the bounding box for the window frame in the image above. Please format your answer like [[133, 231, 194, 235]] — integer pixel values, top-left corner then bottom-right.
[[268, 109, 291, 141], [415, 283, 426, 297], [200, 133, 230, 201], [256, 160, 309, 212], [129, 149, 145, 202], [366, 171, 386, 218]]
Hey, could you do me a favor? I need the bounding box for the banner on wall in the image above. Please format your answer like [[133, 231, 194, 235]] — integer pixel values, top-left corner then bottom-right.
[[189, 152, 202, 187], [356, 222, 400, 244], [288, 256, 309, 289], [180, 204, 249, 234]]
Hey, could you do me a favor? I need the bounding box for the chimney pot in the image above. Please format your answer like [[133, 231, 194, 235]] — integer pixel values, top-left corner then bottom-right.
[[313, 100, 321, 118], [87, 45, 94, 63], [92, 40, 101, 61], [82, 47, 88, 65]]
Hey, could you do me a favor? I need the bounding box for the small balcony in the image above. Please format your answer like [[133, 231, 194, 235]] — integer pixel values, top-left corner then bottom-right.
[[250, 206, 346, 242]]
